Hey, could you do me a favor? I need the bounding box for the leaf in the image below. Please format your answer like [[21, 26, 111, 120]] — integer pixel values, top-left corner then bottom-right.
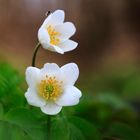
[[43, 114, 88, 140], [0, 104, 3, 118], [3, 108, 45, 140], [96, 93, 129, 110], [68, 116, 102, 140], [68, 123, 85, 140], [0, 121, 11, 140], [49, 114, 70, 140], [0, 62, 25, 111], [0, 121, 33, 140], [10, 126, 33, 140], [106, 122, 140, 140]]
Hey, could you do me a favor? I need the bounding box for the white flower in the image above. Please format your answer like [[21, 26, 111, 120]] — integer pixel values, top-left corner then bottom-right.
[[38, 10, 78, 54], [25, 63, 82, 115]]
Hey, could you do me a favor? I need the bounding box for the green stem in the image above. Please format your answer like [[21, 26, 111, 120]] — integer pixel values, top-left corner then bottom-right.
[[32, 42, 41, 67], [47, 115, 51, 140]]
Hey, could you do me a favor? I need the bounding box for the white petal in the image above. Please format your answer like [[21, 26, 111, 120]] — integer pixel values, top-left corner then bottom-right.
[[58, 40, 78, 52], [26, 67, 40, 88], [55, 22, 76, 42], [41, 102, 62, 115], [51, 45, 64, 54], [38, 27, 50, 49], [45, 10, 65, 26], [60, 63, 79, 85], [55, 86, 82, 106], [50, 10, 65, 25], [25, 88, 46, 107], [53, 46, 64, 54], [41, 63, 60, 76], [42, 13, 52, 27]]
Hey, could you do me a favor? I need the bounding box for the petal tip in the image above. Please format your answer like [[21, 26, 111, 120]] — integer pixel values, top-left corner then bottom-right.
[[54, 9, 65, 16], [41, 104, 62, 115]]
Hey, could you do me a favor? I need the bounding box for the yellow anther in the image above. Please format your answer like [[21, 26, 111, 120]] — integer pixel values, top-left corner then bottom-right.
[[38, 76, 62, 101], [47, 25, 61, 45]]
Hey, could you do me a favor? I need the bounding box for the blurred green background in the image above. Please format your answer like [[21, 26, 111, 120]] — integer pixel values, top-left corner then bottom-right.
[[0, 0, 140, 140]]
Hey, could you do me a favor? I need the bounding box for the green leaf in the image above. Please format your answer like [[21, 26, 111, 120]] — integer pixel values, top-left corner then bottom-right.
[[96, 93, 129, 110], [10, 126, 33, 140], [0, 62, 25, 111], [0, 104, 3, 118], [106, 122, 140, 140], [0, 121, 11, 140], [49, 114, 70, 140], [68, 116, 102, 140], [0, 121, 33, 140], [3, 108, 45, 140], [43, 114, 92, 140], [68, 123, 85, 140]]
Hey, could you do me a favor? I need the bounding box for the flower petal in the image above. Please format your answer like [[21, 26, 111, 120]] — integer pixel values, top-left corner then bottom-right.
[[55, 22, 76, 42], [41, 63, 60, 76], [41, 102, 62, 115], [25, 88, 46, 107], [38, 27, 50, 49], [55, 86, 82, 106], [26, 67, 40, 88], [60, 63, 79, 85], [58, 40, 78, 52], [42, 13, 52, 27], [50, 45, 64, 54], [45, 10, 65, 26], [53, 46, 64, 54]]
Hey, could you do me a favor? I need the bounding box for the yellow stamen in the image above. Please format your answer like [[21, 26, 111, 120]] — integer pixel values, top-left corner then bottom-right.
[[47, 25, 61, 45], [38, 76, 63, 101]]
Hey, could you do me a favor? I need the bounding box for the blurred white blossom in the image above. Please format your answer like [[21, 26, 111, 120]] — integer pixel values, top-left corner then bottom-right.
[[38, 10, 78, 54]]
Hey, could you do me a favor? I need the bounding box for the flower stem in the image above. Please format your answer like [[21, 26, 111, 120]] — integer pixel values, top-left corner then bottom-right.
[[32, 42, 41, 67], [47, 115, 51, 140]]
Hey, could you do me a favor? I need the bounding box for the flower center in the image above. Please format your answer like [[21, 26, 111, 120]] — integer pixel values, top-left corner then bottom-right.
[[47, 25, 61, 46], [38, 76, 63, 101]]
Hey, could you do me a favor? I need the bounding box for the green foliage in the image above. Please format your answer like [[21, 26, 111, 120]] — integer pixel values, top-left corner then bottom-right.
[[0, 62, 140, 140], [50, 114, 70, 140], [68, 116, 102, 140], [123, 74, 140, 100], [0, 62, 25, 111], [4, 108, 45, 140], [68, 123, 85, 140], [106, 122, 140, 140]]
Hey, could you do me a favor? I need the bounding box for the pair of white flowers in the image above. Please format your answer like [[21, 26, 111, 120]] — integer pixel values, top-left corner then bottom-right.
[[25, 10, 82, 115]]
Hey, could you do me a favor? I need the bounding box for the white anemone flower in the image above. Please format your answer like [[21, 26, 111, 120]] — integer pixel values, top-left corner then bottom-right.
[[25, 63, 82, 115], [38, 10, 78, 54]]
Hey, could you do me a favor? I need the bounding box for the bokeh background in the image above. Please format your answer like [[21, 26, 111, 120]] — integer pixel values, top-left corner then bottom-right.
[[0, 0, 140, 140]]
